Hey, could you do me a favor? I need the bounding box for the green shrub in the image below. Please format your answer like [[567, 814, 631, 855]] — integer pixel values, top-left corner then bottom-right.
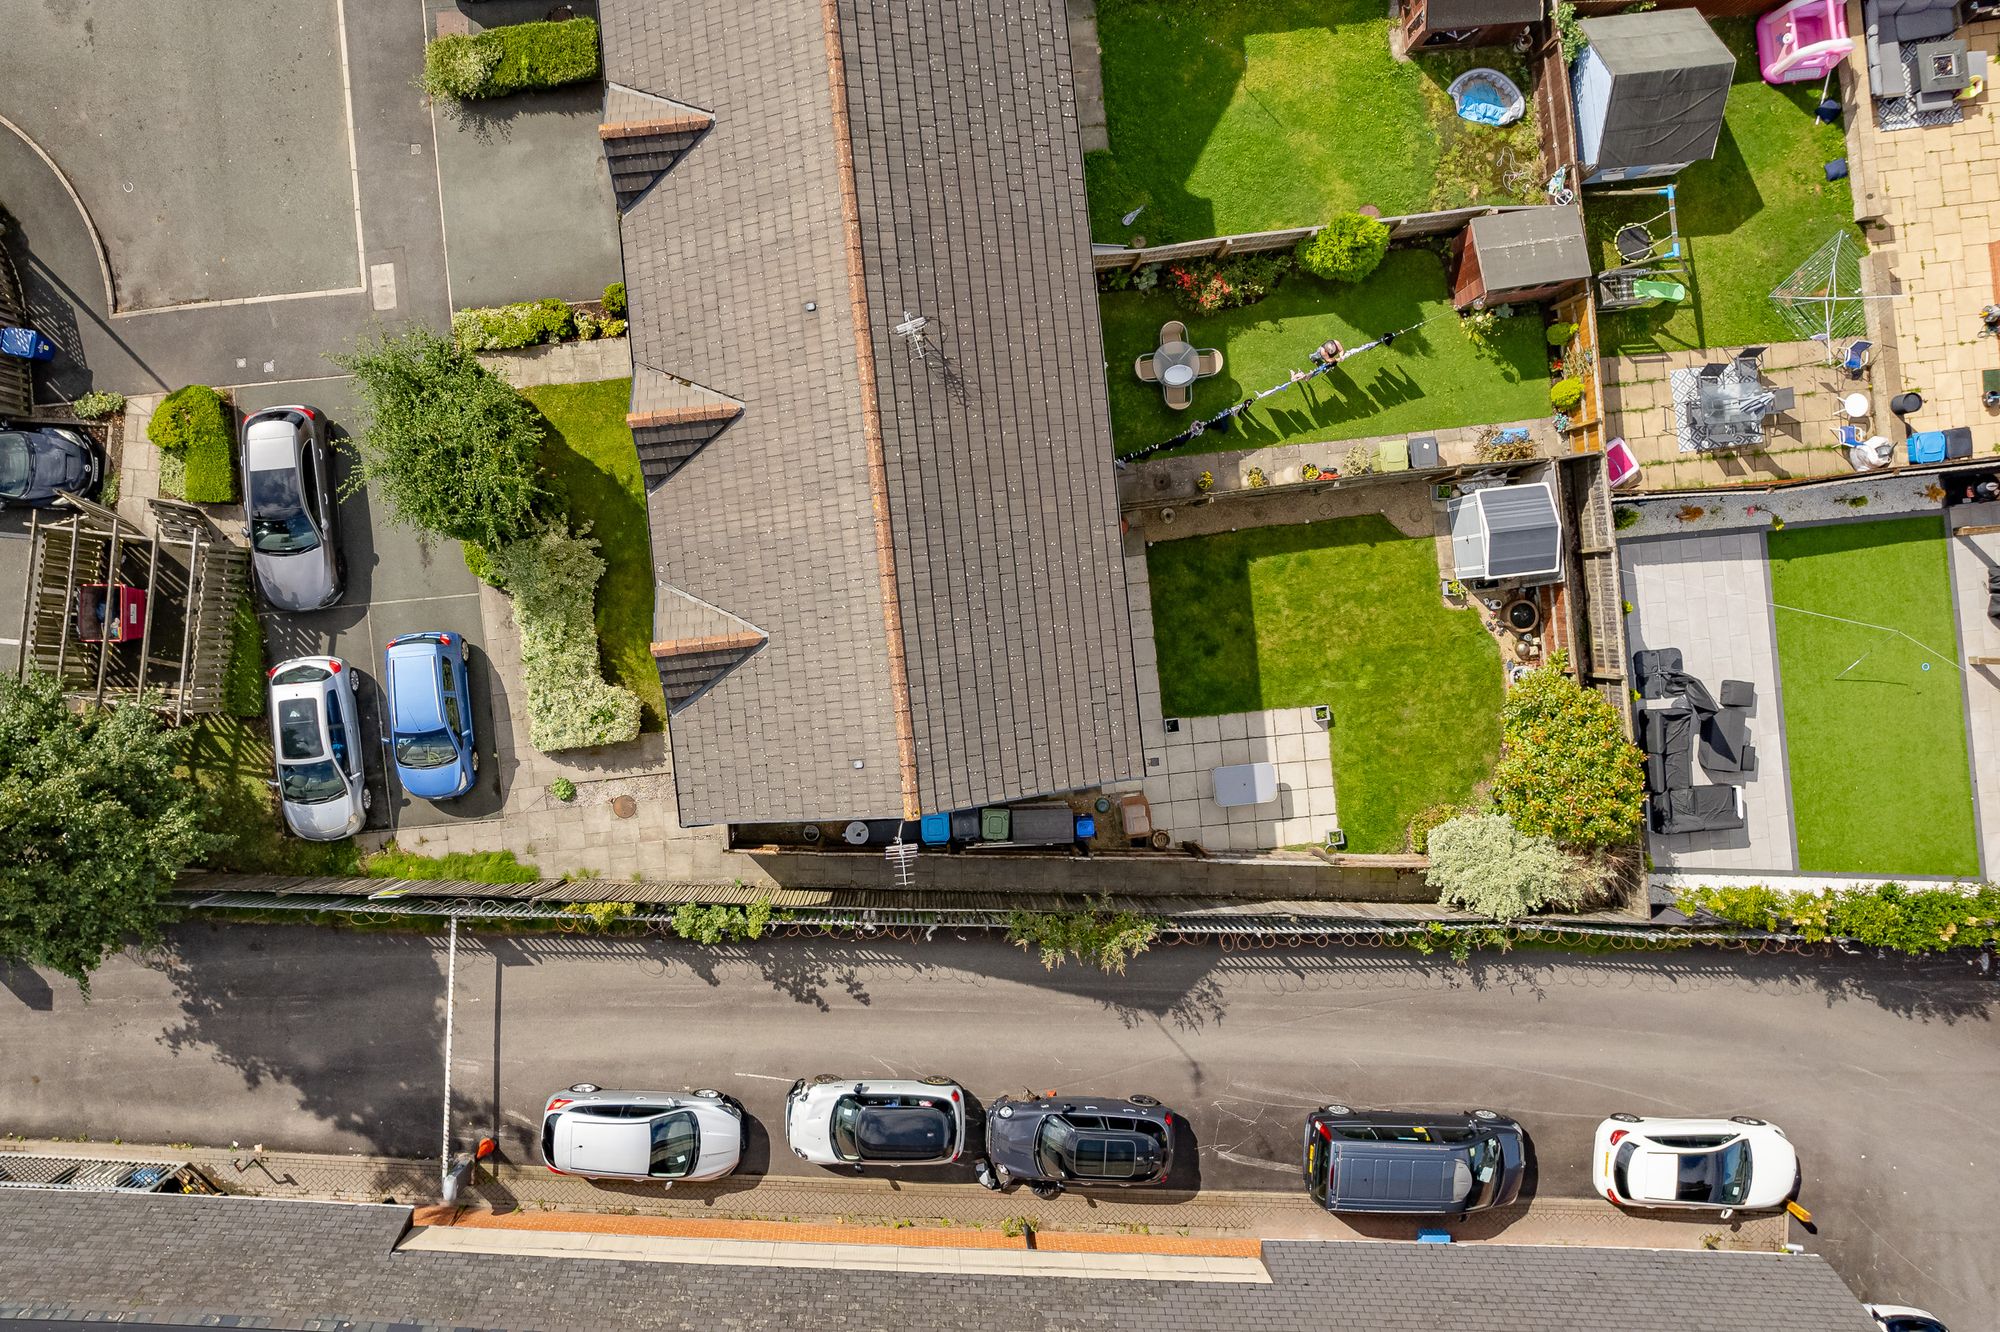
[[1550, 377, 1585, 412], [601, 281, 626, 318], [1546, 322, 1578, 347], [420, 32, 499, 100], [1296, 213, 1391, 285], [573, 311, 599, 341], [671, 899, 773, 944], [1425, 812, 1585, 921], [1612, 505, 1642, 531], [362, 842, 541, 884], [564, 900, 637, 929], [551, 776, 577, 803], [1675, 882, 2000, 954], [461, 541, 503, 588], [1554, 1, 1588, 63], [450, 300, 576, 351], [600, 317, 626, 338], [70, 390, 126, 421], [484, 17, 600, 96], [1406, 803, 1459, 855], [158, 451, 187, 501], [1493, 652, 1646, 848], [486, 525, 642, 752], [148, 386, 236, 503], [1006, 902, 1162, 974], [221, 595, 265, 718]]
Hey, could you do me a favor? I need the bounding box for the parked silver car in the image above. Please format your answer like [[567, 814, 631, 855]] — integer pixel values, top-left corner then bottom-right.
[[541, 1085, 744, 1185], [784, 1076, 967, 1168], [268, 656, 369, 841], [241, 405, 341, 612]]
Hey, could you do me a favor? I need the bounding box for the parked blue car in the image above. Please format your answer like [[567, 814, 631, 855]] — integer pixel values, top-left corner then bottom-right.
[[384, 631, 477, 800]]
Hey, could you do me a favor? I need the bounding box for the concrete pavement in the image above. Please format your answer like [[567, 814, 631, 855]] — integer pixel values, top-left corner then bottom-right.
[[1, 926, 1995, 1325]]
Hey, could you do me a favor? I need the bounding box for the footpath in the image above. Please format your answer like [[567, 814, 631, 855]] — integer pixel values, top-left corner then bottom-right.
[[1, 1138, 1792, 1262]]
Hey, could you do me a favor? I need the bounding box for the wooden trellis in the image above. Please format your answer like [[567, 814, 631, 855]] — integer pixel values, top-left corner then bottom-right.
[[14, 493, 249, 721]]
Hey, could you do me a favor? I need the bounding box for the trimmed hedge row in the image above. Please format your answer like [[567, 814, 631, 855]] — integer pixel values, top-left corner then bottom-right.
[[451, 298, 626, 351], [1676, 882, 2000, 955], [146, 385, 236, 504], [423, 17, 600, 101]]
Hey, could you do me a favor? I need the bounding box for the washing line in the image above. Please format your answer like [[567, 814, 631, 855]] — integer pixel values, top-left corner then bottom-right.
[[1770, 602, 1964, 673]]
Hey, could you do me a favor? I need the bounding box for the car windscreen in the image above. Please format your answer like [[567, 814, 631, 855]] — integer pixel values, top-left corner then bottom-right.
[[831, 1096, 949, 1161], [1464, 1136, 1505, 1207], [0, 433, 29, 496], [395, 728, 458, 769], [275, 698, 324, 760], [1709, 1141, 1752, 1205], [279, 758, 347, 805], [1305, 1125, 1332, 1203], [648, 1112, 701, 1178]]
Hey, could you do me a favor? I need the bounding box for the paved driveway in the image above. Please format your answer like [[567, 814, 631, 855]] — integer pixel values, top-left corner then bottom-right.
[[0, 509, 33, 674], [237, 378, 506, 835]]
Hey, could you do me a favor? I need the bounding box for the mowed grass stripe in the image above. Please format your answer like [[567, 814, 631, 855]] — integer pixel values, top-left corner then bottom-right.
[[1768, 516, 1978, 878]]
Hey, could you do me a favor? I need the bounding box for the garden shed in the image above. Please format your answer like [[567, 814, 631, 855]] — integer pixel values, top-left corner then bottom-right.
[[1572, 10, 1735, 185], [1448, 482, 1564, 586], [1399, 0, 1543, 50], [1451, 205, 1591, 310]]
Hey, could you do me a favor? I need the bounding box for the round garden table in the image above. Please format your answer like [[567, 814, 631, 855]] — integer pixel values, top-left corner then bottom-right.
[[1155, 340, 1197, 389]]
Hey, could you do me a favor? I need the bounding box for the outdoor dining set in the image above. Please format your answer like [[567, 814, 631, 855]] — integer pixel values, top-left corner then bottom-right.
[[1135, 320, 1224, 410], [1672, 346, 1794, 450]]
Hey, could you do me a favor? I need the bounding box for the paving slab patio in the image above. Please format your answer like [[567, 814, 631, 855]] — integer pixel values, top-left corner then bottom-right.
[[1620, 529, 1797, 875]]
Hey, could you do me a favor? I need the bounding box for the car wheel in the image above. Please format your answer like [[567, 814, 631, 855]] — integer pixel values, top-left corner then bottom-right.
[[568, 1083, 600, 1094], [1610, 1113, 1642, 1123], [1729, 1116, 1766, 1126], [693, 1089, 723, 1100], [1030, 1181, 1064, 1201], [919, 1075, 954, 1086], [1128, 1094, 1161, 1107], [1472, 1109, 1500, 1120], [1324, 1104, 1352, 1115]]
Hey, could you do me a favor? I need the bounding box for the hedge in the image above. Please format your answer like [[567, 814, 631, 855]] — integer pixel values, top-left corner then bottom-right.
[[486, 525, 641, 753], [451, 299, 576, 351], [423, 18, 600, 102], [147, 385, 236, 504], [221, 595, 266, 718], [1676, 882, 2000, 955]]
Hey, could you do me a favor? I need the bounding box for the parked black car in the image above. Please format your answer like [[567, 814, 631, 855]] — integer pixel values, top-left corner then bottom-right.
[[986, 1093, 1173, 1198], [0, 422, 101, 507], [1301, 1105, 1526, 1215]]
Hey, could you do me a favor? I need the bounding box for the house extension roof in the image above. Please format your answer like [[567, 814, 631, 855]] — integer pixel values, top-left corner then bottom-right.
[[1580, 10, 1736, 172], [1426, 0, 1544, 26], [600, 0, 1142, 826]]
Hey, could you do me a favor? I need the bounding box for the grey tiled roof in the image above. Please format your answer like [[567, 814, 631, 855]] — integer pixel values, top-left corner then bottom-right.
[[603, 0, 1141, 824]]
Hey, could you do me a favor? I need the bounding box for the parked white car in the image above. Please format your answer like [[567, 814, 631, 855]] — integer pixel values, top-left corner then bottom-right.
[[268, 656, 369, 841], [540, 1084, 744, 1185], [1591, 1114, 1797, 1216], [784, 1076, 967, 1168], [1867, 1304, 1949, 1332]]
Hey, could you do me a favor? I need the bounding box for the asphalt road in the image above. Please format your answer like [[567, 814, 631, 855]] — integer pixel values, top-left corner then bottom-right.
[[3, 927, 1996, 1327]]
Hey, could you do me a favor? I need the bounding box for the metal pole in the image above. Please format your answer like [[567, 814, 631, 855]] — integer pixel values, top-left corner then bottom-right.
[[440, 917, 457, 1190]]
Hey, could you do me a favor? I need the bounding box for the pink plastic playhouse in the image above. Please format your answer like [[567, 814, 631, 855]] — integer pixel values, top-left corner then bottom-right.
[[1756, 0, 1853, 86]]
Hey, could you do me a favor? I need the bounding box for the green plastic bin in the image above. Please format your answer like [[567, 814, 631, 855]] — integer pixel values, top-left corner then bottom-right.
[[980, 806, 1012, 841]]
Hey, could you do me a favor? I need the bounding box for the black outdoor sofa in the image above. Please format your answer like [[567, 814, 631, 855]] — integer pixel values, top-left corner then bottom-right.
[[1633, 649, 1753, 835]]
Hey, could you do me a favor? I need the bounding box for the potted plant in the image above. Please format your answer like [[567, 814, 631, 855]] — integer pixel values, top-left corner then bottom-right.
[[1246, 466, 1268, 488], [1301, 462, 1322, 482], [1195, 469, 1215, 493]]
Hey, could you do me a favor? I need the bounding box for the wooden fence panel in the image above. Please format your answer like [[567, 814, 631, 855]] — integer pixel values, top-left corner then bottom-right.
[[1092, 207, 1539, 272]]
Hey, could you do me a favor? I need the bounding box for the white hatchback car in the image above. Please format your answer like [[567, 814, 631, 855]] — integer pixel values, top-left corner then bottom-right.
[[268, 656, 369, 841], [1591, 1114, 1797, 1216], [784, 1076, 967, 1168], [540, 1084, 744, 1185], [1867, 1304, 1949, 1332]]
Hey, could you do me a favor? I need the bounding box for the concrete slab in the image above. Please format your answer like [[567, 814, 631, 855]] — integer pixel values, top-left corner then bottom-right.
[[1621, 530, 1798, 875], [1947, 502, 2000, 877]]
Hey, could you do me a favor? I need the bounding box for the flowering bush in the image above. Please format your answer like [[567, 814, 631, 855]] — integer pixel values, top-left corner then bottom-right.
[[1425, 812, 1585, 921], [1492, 652, 1645, 849], [487, 526, 642, 753], [1163, 253, 1291, 315], [1675, 882, 2000, 954]]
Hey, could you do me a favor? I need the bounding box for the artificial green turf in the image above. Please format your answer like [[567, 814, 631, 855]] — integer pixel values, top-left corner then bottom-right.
[[525, 378, 668, 732], [1588, 19, 1861, 355], [1146, 516, 1503, 852], [1087, 0, 1544, 246], [1100, 250, 1548, 459], [1767, 516, 1978, 878]]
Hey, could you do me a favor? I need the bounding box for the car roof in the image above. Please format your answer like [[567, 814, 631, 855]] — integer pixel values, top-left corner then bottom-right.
[[386, 643, 447, 732]]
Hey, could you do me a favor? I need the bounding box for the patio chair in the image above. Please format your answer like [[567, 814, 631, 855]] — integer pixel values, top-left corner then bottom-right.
[[1159, 320, 1187, 346], [1164, 381, 1192, 411], [1765, 386, 1796, 416], [1841, 339, 1873, 378], [1734, 346, 1768, 369], [1135, 355, 1159, 383], [1194, 348, 1224, 378], [1696, 362, 1729, 383]]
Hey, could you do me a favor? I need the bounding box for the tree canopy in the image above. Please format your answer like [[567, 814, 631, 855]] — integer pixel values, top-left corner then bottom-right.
[[1492, 653, 1646, 849], [0, 674, 214, 991], [336, 326, 550, 548]]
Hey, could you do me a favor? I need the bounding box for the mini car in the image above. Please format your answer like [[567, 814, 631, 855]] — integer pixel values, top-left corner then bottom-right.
[[241, 405, 341, 612], [268, 655, 369, 841], [385, 631, 477, 800], [0, 422, 101, 507], [985, 1093, 1174, 1198], [1591, 1114, 1797, 1217], [784, 1076, 967, 1168], [1867, 1304, 1949, 1332], [1302, 1105, 1526, 1215], [540, 1084, 744, 1185]]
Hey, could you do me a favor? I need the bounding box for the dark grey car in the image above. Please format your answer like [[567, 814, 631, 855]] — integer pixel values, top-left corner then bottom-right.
[[1302, 1105, 1526, 1215], [0, 422, 101, 507], [985, 1093, 1173, 1198], [241, 405, 341, 612]]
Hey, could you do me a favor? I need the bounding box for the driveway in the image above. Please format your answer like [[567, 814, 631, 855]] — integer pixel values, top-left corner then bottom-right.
[[237, 378, 506, 834], [0, 509, 32, 673]]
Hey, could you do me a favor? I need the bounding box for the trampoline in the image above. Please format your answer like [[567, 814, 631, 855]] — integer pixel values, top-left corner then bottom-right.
[[1447, 68, 1525, 127]]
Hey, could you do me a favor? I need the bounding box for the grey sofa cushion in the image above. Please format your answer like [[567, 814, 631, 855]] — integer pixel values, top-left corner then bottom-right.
[[1871, 0, 1960, 42]]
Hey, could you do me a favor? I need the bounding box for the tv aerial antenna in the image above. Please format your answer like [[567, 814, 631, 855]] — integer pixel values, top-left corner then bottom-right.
[[892, 309, 968, 403]]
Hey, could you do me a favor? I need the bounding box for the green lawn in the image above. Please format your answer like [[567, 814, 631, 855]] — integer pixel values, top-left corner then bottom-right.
[[181, 717, 362, 876], [1102, 250, 1548, 459], [1768, 516, 1978, 878], [1087, 0, 1543, 246], [1146, 516, 1503, 852], [1589, 19, 1860, 354], [525, 378, 667, 731]]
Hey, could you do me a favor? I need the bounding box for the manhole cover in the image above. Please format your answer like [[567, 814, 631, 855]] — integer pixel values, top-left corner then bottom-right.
[[611, 795, 637, 819]]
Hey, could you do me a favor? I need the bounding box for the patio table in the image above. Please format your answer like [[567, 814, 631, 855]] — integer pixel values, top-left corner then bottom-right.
[[1212, 761, 1278, 809], [1155, 340, 1198, 389]]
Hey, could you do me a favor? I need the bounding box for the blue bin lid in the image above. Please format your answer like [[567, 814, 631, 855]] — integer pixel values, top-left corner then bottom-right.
[[1074, 815, 1096, 838], [919, 812, 950, 842]]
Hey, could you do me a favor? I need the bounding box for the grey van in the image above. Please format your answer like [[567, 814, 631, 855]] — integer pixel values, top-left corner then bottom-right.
[[1301, 1105, 1526, 1215]]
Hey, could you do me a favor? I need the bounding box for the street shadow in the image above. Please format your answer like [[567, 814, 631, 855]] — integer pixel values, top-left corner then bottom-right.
[[0, 961, 55, 1011]]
